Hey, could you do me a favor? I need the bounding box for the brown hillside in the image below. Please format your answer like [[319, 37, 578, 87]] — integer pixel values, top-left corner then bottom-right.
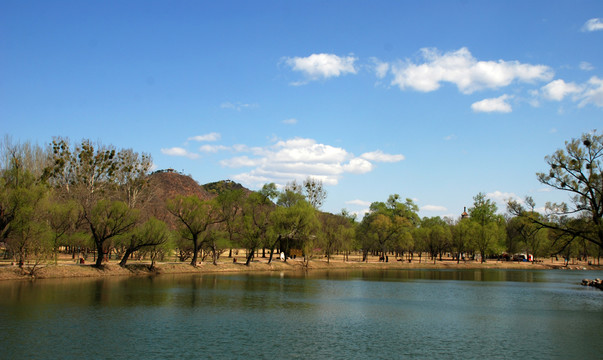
[[143, 171, 214, 227], [142, 171, 252, 229]]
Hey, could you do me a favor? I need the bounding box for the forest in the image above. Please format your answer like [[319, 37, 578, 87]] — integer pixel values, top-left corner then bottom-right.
[[1, 131, 602, 274]]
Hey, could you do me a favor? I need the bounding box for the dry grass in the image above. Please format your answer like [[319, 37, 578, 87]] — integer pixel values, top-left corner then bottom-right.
[[0, 252, 599, 281]]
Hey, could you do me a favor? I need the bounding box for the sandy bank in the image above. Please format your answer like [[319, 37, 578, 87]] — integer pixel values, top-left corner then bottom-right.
[[1, 256, 600, 281]]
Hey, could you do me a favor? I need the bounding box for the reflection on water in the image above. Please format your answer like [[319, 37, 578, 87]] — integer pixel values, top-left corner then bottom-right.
[[0, 269, 601, 359]]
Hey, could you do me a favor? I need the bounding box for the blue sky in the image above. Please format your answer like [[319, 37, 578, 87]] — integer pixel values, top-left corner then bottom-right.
[[2, 0, 602, 219]]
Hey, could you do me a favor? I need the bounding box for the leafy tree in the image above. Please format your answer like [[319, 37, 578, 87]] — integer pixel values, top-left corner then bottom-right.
[[421, 216, 451, 262], [510, 131, 603, 253], [85, 200, 139, 267], [43, 198, 79, 264], [215, 188, 244, 258], [270, 198, 319, 265], [319, 212, 355, 263], [239, 184, 276, 265], [118, 217, 171, 267], [451, 218, 477, 263], [167, 195, 222, 266], [469, 192, 503, 263], [358, 195, 418, 261]]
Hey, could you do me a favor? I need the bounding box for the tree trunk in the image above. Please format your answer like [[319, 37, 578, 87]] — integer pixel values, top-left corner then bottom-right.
[[119, 248, 135, 267], [267, 235, 281, 264], [245, 247, 255, 265], [94, 239, 104, 267], [190, 236, 199, 266]]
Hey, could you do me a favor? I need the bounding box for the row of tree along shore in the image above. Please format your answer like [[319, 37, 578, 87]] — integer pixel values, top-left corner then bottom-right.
[[1, 131, 603, 277]]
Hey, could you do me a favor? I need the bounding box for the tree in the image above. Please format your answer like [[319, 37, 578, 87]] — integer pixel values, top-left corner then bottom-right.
[[215, 188, 244, 258], [43, 198, 79, 264], [319, 212, 355, 263], [303, 177, 327, 209], [239, 184, 276, 265], [421, 216, 451, 262], [358, 195, 418, 262], [167, 195, 222, 266], [469, 192, 503, 263], [510, 131, 603, 253], [270, 198, 320, 265], [452, 218, 477, 263], [85, 200, 139, 267], [118, 217, 171, 267]]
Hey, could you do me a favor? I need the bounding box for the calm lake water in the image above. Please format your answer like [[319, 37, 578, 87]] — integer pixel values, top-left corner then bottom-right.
[[1, 269, 602, 359]]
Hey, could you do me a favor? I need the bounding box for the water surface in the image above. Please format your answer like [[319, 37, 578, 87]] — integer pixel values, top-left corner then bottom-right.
[[1, 269, 601, 359]]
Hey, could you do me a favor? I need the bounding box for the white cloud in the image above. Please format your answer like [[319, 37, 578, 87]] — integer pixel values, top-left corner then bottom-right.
[[582, 18, 603, 32], [282, 118, 298, 125], [343, 158, 373, 174], [220, 137, 396, 187], [160, 147, 200, 159], [580, 61, 594, 71], [579, 76, 603, 108], [285, 53, 357, 81], [370, 57, 390, 79], [471, 94, 513, 113], [391, 47, 553, 94], [199, 144, 229, 153], [346, 199, 372, 207], [220, 102, 258, 111], [360, 150, 405, 162], [421, 205, 448, 212], [188, 132, 221, 142], [486, 190, 522, 211], [541, 79, 582, 101], [444, 134, 457, 141]]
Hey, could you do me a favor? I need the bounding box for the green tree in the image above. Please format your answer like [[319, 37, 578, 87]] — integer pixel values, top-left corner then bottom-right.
[[215, 188, 244, 258], [452, 218, 477, 263], [43, 198, 79, 264], [509, 131, 603, 253], [239, 184, 276, 265], [421, 216, 451, 262], [85, 200, 139, 267], [319, 212, 355, 263], [270, 198, 319, 265], [358, 195, 418, 262], [166, 195, 222, 266], [469, 192, 503, 263], [118, 217, 171, 267]]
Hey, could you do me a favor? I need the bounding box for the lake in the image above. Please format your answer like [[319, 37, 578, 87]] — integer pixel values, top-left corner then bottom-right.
[[1, 269, 602, 359]]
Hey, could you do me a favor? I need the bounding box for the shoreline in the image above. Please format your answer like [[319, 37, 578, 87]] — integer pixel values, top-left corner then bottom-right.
[[1, 256, 601, 281]]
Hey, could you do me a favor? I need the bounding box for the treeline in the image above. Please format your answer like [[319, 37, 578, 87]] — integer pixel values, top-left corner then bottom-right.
[[1, 131, 602, 273]]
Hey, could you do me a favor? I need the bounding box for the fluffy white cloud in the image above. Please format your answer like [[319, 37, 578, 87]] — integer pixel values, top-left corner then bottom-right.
[[582, 18, 603, 32], [221, 137, 400, 187], [346, 199, 372, 207], [282, 118, 298, 125], [486, 190, 522, 210], [199, 144, 229, 153], [541, 79, 582, 101], [370, 57, 390, 79], [160, 147, 199, 159], [360, 150, 405, 162], [188, 132, 221, 142], [343, 158, 374, 174], [539, 76, 603, 108], [579, 76, 603, 108], [391, 47, 553, 94], [421, 205, 448, 212], [285, 53, 357, 81], [471, 94, 513, 113]]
